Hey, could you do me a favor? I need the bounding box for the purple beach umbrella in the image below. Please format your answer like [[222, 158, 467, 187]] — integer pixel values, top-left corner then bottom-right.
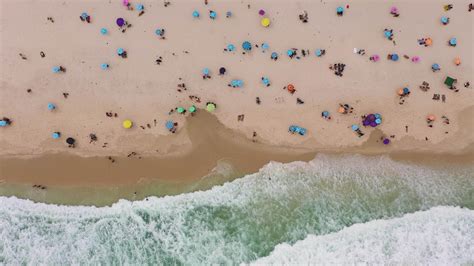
[[116, 18, 125, 27]]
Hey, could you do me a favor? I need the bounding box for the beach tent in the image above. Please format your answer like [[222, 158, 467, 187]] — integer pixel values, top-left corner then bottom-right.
[[206, 103, 216, 112], [351, 125, 359, 131], [444, 76, 456, 87], [117, 48, 124, 55]]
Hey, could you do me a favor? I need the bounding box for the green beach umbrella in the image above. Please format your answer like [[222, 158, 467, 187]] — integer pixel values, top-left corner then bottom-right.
[[177, 107, 185, 114], [206, 103, 216, 112], [189, 105, 196, 113]]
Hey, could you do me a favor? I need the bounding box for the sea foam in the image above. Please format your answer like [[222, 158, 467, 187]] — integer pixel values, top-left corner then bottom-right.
[[0, 154, 472, 264]]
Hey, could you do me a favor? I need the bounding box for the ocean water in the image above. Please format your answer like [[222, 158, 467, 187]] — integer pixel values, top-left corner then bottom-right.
[[0, 154, 473, 265]]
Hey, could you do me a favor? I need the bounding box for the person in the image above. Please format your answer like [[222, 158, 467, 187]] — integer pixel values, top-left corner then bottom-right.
[[219, 67, 226, 75]]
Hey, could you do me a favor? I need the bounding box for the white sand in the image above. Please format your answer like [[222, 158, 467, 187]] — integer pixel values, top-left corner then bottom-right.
[[0, 0, 473, 157]]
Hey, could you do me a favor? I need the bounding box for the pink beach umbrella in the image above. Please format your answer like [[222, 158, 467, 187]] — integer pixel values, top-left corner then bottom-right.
[[390, 6, 398, 14], [411, 56, 421, 63], [122, 0, 129, 6], [371, 54, 380, 62]]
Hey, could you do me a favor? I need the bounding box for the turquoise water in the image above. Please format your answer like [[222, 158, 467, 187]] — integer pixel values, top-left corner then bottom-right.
[[0, 154, 473, 264]]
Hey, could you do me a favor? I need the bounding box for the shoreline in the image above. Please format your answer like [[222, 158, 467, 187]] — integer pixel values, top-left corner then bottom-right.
[[1, 111, 473, 206]]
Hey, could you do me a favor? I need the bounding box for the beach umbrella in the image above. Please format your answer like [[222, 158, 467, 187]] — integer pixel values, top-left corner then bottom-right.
[[374, 113, 381, 119], [52, 66, 61, 73], [391, 54, 399, 61], [192, 10, 200, 18], [363, 120, 370, 126], [242, 41, 252, 51], [411, 56, 420, 63], [189, 106, 196, 113], [261, 17, 270, 27], [287, 49, 294, 56], [101, 63, 109, 70], [351, 124, 359, 131], [165, 120, 174, 130], [403, 87, 410, 94], [261, 43, 269, 50], [375, 118, 382, 125], [271, 52, 278, 59], [52, 132, 61, 139], [262, 77, 270, 86], [370, 121, 377, 127], [219, 67, 226, 75], [206, 103, 216, 112], [397, 88, 404, 96], [315, 49, 322, 57], [390, 6, 398, 14], [432, 63, 440, 71], [209, 11, 217, 19], [372, 54, 380, 62], [454, 57, 461, 65], [425, 38, 433, 46], [226, 11, 232, 18], [122, 119, 133, 129], [155, 29, 163, 36], [135, 4, 144, 11], [336, 6, 344, 14], [66, 137, 75, 145], [122, 0, 129, 6], [202, 68, 210, 75], [117, 48, 124, 55], [338, 106, 345, 114], [441, 16, 449, 24], [231, 79, 243, 87], [116, 18, 125, 27], [177, 107, 185, 114], [444, 76, 456, 87], [449, 38, 457, 46], [322, 111, 329, 117], [227, 44, 235, 51], [383, 138, 390, 145], [384, 30, 392, 38], [47, 103, 56, 110], [259, 9, 265, 16], [81, 12, 88, 20], [100, 28, 108, 35], [0, 121, 7, 127]]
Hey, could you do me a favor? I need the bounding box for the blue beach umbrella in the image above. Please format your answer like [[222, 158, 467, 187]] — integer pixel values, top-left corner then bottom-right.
[[287, 49, 294, 57], [262, 77, 270, 86], [391, 54, 399, 61], [242, 41, 252, 51], [271, 52, 278, 59], [375, 118, 382, 125], [101, 63, 109, 70], [202, 68, 210, 75], [432, 63, 440, 71], [117, 48, 124, 55], [135, 4, 144, 11], [403, 87, 409, 94], [52, 132, 61, 139], [449, 38, 457, 45], [441, 16, 448, 24], [192, 10, 200, 18], [336, 6, 344, 13], [351, 124, 359, 131], [322, 111, 329, 117], [155, 29, 163, 36], [52, 66, 61, 73], [226, 11, 232, 18], [227, 44, 235, 51], [384, 30, 392, 38], [210, 11, 217, 19], [261, 43, 269, 50], [0, 121, 7, 127], [165, 121, 174, 130], [315, 49, 322, 57], [47, 103, 56, 110], [374, 113, 381, 119], [100, 28, 108, 35], [81, 12, 88, 20]]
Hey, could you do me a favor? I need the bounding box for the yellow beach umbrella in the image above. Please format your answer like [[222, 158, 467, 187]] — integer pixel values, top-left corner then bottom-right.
[[206, 103, 216, 112], [261, 17, 270, 27], [122, 119, 133, 129]]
